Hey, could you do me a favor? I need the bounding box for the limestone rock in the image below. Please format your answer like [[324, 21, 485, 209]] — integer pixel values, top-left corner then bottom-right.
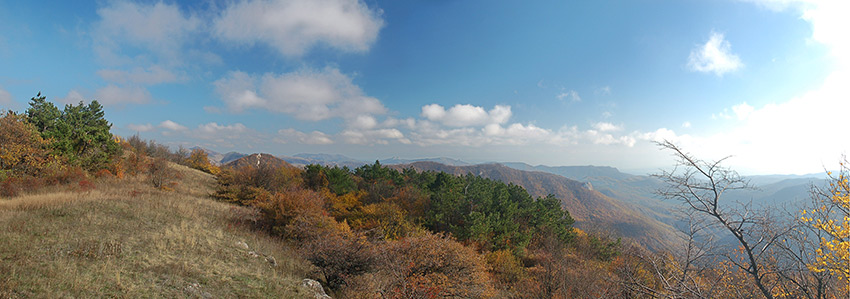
[[300, 279, 331, 299]]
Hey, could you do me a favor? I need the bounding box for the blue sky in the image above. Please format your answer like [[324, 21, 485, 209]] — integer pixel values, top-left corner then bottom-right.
[[1, 0, 847, 174]]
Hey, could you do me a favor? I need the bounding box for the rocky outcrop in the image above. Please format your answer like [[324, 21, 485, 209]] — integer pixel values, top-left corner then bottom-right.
[[300, 279, 331, 299]]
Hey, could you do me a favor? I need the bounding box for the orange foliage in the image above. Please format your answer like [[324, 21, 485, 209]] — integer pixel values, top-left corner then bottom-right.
[[362, 232, 495, 298], [0, 111, 51, 177], [249, 188, 327, 236], [187, 148, 220, 175]]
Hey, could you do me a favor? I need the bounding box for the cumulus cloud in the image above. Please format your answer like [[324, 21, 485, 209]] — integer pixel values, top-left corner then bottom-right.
[[97, 66, 181, 85], [666, 1, 849, 174], [127, 123, 154, 132], [341, 128, 409, 145], [278, 128, 335, 145], [557, 90, 581, 102], [89, 1, 206, 107], [585, 129, 637, 147], [93, 1, 200, 65], [592, 122, 622, 132], [214, 67, 386, 121], [740, 0, 848, 64], [0, 87, 15, 109], [56, 90, 87, 105], [213, 0, 384, 57], [197, 122, 247, 135], [731, 102, 754, 120], [94, 85, 153, 106], [688, 31, 743, 76], [158, 120, 188, 131], [420, 104, 511, 127]]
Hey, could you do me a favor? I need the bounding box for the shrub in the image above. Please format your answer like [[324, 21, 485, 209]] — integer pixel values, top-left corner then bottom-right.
[[297, 219, 373, 289], [78, 179, 95, 192], [356, 232, 495, 298], [147, 158, 176, 190], [250, 189, 326, 236], [187, 148, 220, 175], [94, 169, 113, 178], [485, 249, 526, 286], [1, 177, 18, 197], [0, 110, 50, 177]]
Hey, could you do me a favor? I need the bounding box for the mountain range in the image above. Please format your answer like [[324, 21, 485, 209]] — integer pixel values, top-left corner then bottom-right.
[[197, 149, 826, 251]]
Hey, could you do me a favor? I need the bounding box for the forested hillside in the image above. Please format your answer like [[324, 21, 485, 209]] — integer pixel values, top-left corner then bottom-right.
[[392, 162, 680, 251]]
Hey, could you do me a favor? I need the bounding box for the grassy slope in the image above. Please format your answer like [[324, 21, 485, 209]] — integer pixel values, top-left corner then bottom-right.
[[0, 164, 313, 298]]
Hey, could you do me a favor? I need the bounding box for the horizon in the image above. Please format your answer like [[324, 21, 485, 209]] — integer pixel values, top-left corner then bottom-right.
[[2, 0, 847, 175], [198, 146, 831, 178]]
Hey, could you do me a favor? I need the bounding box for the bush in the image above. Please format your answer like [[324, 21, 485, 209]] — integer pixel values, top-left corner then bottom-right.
[[485, 249, 526, 286], [147, 158, 177, 190], [346, 232, 495, 298], [297, 220, 374, 289], [250, 189, 326, 236], [0, 110, 50, 177], [187, 148, 220, 175]]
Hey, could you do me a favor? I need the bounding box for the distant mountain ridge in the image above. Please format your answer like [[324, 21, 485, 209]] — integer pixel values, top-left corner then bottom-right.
[[380, 157, 471, 166], [500, 162, 828, 235], [223, 153, 293, 169], [190, 146, 246, 166]]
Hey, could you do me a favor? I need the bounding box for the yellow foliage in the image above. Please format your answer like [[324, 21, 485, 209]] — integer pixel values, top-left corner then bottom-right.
[[187, 148, 219, 175], [802, 161, 850, 287], [0, 111, 51, 176], [573, 228, 587, 238]]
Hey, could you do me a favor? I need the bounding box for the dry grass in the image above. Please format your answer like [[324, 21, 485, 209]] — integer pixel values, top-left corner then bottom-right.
[[0, 163, 314, 298]]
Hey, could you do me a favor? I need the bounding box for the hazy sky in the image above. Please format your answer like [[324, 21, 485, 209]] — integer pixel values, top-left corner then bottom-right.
[[0, 0, 846, 174]]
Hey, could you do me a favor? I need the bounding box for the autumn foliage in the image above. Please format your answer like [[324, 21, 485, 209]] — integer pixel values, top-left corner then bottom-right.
[[803, 159, 850, 286], [187, 148, 220, 175]]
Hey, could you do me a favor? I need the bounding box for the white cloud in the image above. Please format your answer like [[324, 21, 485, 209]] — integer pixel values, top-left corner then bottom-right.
[[93, 1, 200, 65], [420, 104, 511, 127], [557, 90, 581, 102], [341, 128, 408, 145], [659, 1, 849, 174], [213, 0, 384, 57], [731, 102, 754, 120], [188, 122, 265, 149], [350, 115, 378, 129], [381, 117, 417, 130], [97, 66, 181, 85], [94, 85, 153, 106], [158, 120, 188, 131], [681, 121, 692, 128], [57, 90, 87, 105], [214, 67, 387, 121], [197, 122, 247, 135], [595, 86, 612, 96], [592, 122, 622, 132], [0, 87, 15, 109], [404, 112, 641, 148], [688, 31, 743, 76], [278, 128, 335, 145], [127, 123, 154, 132]]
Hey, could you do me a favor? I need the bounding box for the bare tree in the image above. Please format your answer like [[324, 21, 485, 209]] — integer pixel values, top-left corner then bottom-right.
[[615, 209, 718, 298], [653, 140, 787, 299]]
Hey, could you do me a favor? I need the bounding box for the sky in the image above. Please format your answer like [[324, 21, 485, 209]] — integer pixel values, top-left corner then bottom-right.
[[0, 0, 847, 175]]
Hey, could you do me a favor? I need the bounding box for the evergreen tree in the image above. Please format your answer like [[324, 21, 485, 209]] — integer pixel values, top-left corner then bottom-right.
[[25, 94, 119, 171]]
